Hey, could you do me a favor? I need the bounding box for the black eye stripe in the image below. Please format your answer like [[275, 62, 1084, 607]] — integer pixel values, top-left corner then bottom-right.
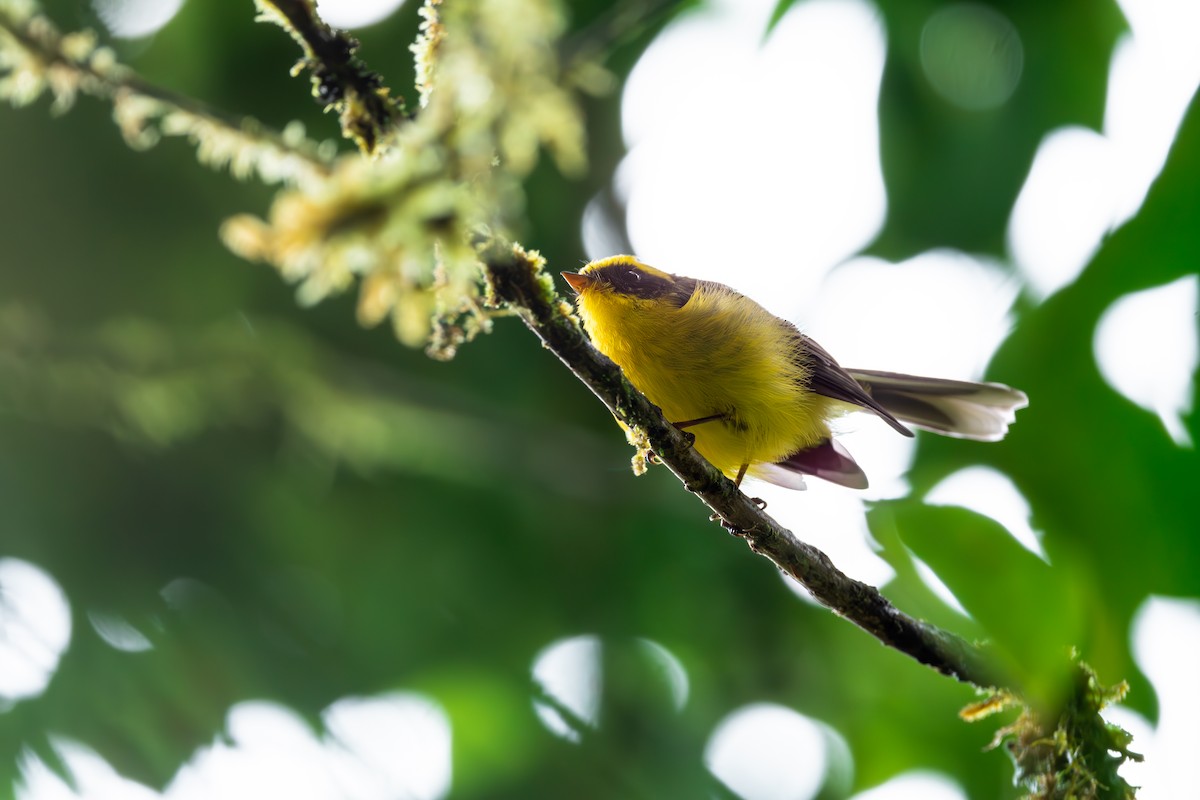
[[589, 264, 697, 308], [592, 265, 669, 296]]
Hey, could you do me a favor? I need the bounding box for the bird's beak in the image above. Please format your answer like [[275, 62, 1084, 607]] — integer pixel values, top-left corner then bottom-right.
[[561, 272, 591, 294]]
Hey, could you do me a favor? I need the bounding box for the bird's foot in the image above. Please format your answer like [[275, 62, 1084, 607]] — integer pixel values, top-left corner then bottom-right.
[[709, 512, 749, 537]]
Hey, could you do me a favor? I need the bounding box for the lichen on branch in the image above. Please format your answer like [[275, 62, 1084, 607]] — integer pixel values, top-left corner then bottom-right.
[[2, 0, 587, 356], [0, 0, 333, 186], [254, 0, 404, 156], [964, 662, 1141, 800], [230, 0, 587, 357]]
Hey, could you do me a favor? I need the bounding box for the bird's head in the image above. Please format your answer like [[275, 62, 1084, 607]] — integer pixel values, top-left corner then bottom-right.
[[562, 256, 696, 310]]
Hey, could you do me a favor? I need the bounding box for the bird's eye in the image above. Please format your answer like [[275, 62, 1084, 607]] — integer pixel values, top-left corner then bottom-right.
[[628, 270, 640, 280]]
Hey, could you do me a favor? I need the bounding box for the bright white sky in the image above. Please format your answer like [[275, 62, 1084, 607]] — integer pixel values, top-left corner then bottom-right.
[[9, 0, 1200, 797]]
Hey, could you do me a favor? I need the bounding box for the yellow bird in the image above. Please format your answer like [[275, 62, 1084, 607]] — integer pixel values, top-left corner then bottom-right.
[[562, 255, 1027, 490]]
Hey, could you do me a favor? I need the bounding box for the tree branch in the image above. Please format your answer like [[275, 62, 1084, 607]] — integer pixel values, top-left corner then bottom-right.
[[0, 4, 333, 185], [480, 239, 999, 688], [253, 0, 406, 155]]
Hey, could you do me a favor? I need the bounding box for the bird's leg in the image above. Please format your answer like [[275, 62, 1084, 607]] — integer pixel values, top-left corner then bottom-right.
[[734, 462, 749, 487], [672, 413, 727, 447], [650, 414, 725, 466], [674, 417, 769, 517], [733, 463, 767, 511], [673, 413, 727, 430], [710, 463, 768, 532]]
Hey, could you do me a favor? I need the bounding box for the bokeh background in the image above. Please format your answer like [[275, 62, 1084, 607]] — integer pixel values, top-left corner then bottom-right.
[[2, 0, 1198, 798]]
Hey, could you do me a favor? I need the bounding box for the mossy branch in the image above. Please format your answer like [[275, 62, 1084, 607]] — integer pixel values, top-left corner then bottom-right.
[[478, 237, 999, 687], [254, 0, 405, 155], [966, 664, 1141, 799], [0, 3, 333, 185]]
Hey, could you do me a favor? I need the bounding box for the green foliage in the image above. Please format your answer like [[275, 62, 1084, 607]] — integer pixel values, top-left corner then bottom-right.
[[769, 0, 1127, 256], [967, 665, 1141, 800], [1, 0, 1197, 798], [882, 504, 1085, 707], [870, 0, 1127, 257], [908, 88, 1200, 716]]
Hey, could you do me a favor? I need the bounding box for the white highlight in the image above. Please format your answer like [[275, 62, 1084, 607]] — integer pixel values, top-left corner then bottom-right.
[[530, 636, 690, 742], [1102, 705, 1154, 795], [850, 770, 967, 800], [18, 740, 159, 800], [927, 466, 1046, 560], [580, 193, 628, 267], [169, 702, 348, 799], [323, 694, 452, 800], [0, 559, 71, 705], [705, 703, 828, 800], [615, 0, 887, 313], [87, 611, 154, 653], [636, 638, 690, 712], [1009, 0, 1200, 299], [800, 252, 1019, 505], [93, 0, 184, 39], [1122, 596, 1200, 798], [1106, 0, 1200, 226], [807, 252, 1019, 380], [531, 635, 602, 742], [1008, 127, 1118, 299], [911, 556, 970, 617], [767, 481, 896, 601], [1094, 276, 1198, 447], [316, 0, 408, 28], [18, 694, 453, 800], [167, 695, 452, 800]]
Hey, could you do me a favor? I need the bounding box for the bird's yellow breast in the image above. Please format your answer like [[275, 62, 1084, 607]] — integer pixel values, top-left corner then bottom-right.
[[577, 280, 836, 479]]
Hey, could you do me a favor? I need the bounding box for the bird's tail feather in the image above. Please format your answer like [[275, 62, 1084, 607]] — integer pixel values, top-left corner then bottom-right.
[[847, 370, 1028, 442]]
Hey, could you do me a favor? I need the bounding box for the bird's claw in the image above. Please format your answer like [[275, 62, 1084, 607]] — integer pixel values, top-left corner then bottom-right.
[[709, 512, 749, 537]]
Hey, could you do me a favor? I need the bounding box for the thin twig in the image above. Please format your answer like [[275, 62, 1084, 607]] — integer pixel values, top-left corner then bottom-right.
[[0, 6, 333, 182], [480, 239, 999, 688], [254, 0, 405, 155]]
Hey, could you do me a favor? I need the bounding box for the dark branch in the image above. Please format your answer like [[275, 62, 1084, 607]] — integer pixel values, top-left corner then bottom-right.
[[255, 0, 405, 155], [480, 239, 999, 688]]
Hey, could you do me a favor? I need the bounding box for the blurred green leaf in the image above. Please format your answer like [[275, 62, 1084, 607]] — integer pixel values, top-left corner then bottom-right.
[[887, 502, 1084, 707], [869, 0, 1126, 258], [417, 669, 542, 795], [908, 87, 1200, 718]]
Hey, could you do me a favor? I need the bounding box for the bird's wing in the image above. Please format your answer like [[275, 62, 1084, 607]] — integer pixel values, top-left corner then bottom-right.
[[762, 438, 870, 490], [792, 331, 914, 437]]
